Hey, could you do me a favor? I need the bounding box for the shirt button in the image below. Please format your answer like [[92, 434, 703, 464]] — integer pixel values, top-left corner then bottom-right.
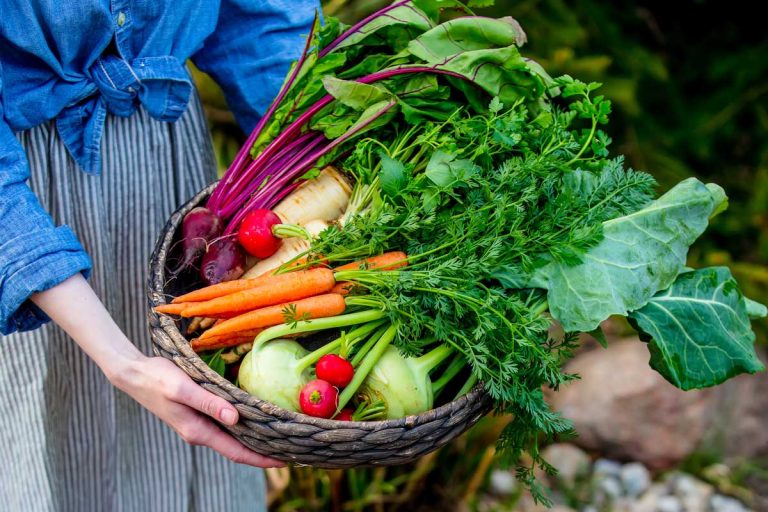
[[117, 12, 126, 27]]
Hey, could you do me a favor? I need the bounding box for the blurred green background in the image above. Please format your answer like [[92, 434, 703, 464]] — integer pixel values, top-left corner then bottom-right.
[[193, 1, 768, 509]]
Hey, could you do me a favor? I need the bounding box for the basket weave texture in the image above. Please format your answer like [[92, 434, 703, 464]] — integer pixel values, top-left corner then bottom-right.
[[146, 184, 493, 468]]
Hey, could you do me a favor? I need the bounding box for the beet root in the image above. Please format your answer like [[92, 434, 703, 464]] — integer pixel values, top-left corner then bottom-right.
[[173, 207, 223, 273], [200, 238, 246, 285]]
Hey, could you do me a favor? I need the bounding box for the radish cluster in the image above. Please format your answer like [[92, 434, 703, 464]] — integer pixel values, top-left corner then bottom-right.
[[298, 354, 355, 419]]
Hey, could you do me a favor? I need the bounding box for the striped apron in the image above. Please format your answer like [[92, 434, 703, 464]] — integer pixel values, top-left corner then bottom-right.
[[0, 93, 267, 511]]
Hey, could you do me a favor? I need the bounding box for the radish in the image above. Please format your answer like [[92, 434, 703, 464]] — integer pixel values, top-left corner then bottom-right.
[[315, 354, 354, 387], [336, 408, 354, 421], [299, 379, 338, 418], [200, 238, 246, 285], [174, 207, 222, 273], [237, 209, 282, 258], [242, 219, 329, 278]]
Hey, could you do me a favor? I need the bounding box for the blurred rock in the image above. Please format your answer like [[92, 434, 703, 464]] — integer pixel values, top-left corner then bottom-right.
[[620, 462, 651, 497], [543, 444, 591, 485], [488, 469, 517, 497], [656, 495, 683, 512], [632, 483, 670, 512], [548, 340, 768, 468], [667, 472, 714, 511], [710, 494, 751, 512], [593, 459, 622, 479]]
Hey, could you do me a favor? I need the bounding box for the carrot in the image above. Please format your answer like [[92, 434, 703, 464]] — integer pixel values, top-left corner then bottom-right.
[[181, 268, 336, 318], [333, 251, 408, 272], [199, 293, 346, 340], [191, 329, 263, 352], [331, 282, 358, 296], [172, 276, 270, 304], [331, 252, 408, 296], [154, 303, 192, 315]]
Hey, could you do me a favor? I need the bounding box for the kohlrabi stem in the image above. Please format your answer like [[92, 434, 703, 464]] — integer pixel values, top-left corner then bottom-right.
[[336, 323, 398, 413], [432, 354, 466, 397], [350, 323, 390, 367], [455, 373, 478, 400], [414, 344, 454, 376], [252, 310, 386, 345], [295, 319, 387, 373]]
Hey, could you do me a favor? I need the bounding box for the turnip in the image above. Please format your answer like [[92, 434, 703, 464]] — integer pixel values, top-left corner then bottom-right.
[[200, 238, 246, 285], [174, 207, 222, 273], [299, 379, 339, 418]]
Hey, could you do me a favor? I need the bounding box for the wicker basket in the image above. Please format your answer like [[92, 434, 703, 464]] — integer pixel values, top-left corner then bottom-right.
[[147, 184, 493, 468]]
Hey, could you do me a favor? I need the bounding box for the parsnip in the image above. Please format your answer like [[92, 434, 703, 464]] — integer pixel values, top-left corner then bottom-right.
[[242, 219, 329, 278], [273, 167, 352, 225]]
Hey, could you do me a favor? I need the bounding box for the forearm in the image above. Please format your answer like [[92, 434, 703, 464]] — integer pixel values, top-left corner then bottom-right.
[[30, 273, 145, 384]]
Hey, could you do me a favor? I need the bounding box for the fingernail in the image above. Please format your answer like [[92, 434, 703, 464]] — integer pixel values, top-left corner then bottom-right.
[[220, 408, 237, 425]]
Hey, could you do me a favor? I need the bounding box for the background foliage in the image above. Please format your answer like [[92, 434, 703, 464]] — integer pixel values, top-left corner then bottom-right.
[[192, 1, 768, 508]]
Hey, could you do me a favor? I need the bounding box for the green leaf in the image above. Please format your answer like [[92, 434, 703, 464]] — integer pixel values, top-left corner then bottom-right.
[[531, 178, 726, 331], [321, 76, 390, 110], [331, 2, 434, 53], [588, 326, 608, 348], [629, 267, 764, 390], [745, 298, 768, 319], [379, 153, 408, 198], [408, 16, 527, 57], [425, 150, 478, 188]]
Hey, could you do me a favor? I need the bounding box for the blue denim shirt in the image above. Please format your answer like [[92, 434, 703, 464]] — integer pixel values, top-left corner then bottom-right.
[[0, 0, 317, 334]]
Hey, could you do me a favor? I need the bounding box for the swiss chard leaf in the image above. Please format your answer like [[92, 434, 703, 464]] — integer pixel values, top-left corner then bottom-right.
[[531, 178, 726, 332], [329, 2, 434, 53], [628, 267, 764, 390]]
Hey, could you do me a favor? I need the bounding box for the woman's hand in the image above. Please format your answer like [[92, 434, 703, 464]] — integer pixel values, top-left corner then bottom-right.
[[111, 355, 283, 467], [31, 274, 282, 468]]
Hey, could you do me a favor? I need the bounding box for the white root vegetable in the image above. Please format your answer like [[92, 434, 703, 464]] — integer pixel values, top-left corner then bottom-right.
[[242, 219, 329, 278], [273, 167, 352, 225]]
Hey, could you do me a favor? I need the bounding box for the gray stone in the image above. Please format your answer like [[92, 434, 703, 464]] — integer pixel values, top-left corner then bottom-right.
[[709, 494, 749, 512], [488, 469, 517, 497], [631, 483, 670, 512], [668, 472, 714, 511], [620, 462, 651, 497], [593, 458, 622, 479], [597, 476, 623, 500], [657, 496, 683, 512], [543, 443, 591, 484]]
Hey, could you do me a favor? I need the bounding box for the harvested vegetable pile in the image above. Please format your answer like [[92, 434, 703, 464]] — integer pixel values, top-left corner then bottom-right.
[[156, 0, 767, 503]]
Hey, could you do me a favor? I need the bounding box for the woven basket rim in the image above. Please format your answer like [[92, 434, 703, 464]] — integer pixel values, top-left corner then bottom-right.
[[148, 183, 490, 431]]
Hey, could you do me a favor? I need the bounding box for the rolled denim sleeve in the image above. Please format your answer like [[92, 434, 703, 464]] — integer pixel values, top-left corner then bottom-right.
[[192, 0, 319, 133], [0, 69, 92, 335]]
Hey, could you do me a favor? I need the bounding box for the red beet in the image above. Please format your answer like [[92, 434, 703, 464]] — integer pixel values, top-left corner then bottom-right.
[[175, 207, 223, 273], [200, 238, 246, 285], [299, 379, 338, 418], [315, 354, 354, 388], [238, 209, 282, 258]]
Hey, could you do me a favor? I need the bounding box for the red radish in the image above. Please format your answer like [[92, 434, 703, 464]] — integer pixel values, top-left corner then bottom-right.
[[315, 354, 354, 387], [336, 408, 354, 421], [200, 239, 246, 285], [175, 207, 222, 273], [238, 209, 282, 258], [299, 379, 338, 418]]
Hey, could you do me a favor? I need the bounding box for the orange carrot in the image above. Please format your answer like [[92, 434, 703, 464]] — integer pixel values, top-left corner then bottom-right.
[[181, 268, 336, 318], [199, 293, 346, 340], [173, 277, 270, 304], [331, 281, 358, 296], [191, 329, 262, 352], [154, 303, 192, 315], [333, 251, 408, 272], [331, 252, 408, 296]]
